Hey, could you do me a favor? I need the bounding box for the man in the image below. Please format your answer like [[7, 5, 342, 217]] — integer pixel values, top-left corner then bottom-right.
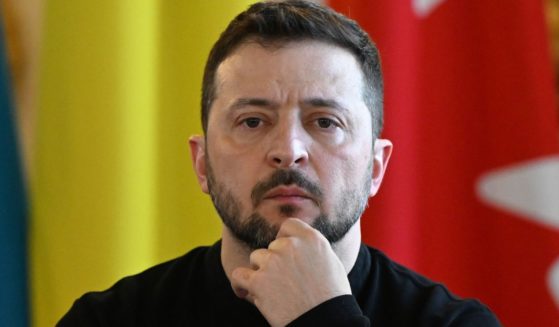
[[59, 1, 500, 326]]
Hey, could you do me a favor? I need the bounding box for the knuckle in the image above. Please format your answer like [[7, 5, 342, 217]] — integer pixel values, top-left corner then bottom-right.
[[303, 226, 322, 241], [271, 236, 295, 249], [279, 236, 298, 251], [249, 249, 267, 266]]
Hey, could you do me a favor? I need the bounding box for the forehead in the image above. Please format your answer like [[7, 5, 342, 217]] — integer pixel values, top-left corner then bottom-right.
[[213, 40, 366, 103]]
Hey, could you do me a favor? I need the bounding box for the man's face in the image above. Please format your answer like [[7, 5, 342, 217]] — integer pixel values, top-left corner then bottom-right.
[[191, 40, 389, 249]]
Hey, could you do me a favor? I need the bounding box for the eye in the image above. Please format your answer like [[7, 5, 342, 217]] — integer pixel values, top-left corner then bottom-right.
[[243, 117, 262, 128], [316, 118, 336, 129]]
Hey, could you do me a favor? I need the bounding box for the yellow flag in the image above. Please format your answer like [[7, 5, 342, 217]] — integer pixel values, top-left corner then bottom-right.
[[31, 1, 255, 326]]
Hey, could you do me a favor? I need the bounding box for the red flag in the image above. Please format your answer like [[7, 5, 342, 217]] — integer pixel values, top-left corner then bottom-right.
[[327, 0, 559, 325]]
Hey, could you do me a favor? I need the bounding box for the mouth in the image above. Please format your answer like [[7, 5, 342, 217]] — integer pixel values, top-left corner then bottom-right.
[[251, 169, 323, 209], [263, 185, 316, 204]]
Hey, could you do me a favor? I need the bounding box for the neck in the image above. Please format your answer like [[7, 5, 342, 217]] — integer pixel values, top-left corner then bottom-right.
[[221, 219, 362, 281]]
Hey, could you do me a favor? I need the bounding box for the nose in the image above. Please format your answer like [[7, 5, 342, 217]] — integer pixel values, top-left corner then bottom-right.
[[266, 120, 309, 168]]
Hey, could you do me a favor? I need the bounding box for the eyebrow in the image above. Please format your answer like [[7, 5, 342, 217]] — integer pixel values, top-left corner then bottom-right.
[[303, 98, 349, 112], [229, 98, 277, 111], [228, 97, 349, 112]]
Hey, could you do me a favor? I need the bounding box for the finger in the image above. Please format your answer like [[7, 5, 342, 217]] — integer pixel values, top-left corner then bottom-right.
[[276, 217, 315, 239], [230, 267, 254, 300], [268, 236, 297, 252], [249, 248, 270, 269]]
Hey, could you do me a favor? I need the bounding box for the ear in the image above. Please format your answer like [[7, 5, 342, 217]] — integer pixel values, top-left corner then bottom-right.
[[369, 138, 393, 197], [189, 135, 209, 194]]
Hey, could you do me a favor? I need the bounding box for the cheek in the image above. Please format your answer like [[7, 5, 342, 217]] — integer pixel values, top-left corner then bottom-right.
[[208, 126, 270, 161], [314, 145, 371, 188], [210, 153, 251, 189], [207, 140, 261, 197]]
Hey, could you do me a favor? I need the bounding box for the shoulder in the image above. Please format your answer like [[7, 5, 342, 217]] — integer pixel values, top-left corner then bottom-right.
[[57, 245, 212, 326], [364, 246, 500, 326]]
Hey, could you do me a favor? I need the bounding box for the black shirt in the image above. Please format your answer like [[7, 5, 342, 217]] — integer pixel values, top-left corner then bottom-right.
[[58, 241, 500, 326]]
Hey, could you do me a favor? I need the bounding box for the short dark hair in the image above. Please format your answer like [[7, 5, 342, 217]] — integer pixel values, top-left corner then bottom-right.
[[201, 0, 384, 138]]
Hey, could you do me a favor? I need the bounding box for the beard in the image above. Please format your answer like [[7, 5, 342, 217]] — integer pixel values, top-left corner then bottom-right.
[[206, 160, 372, 250]]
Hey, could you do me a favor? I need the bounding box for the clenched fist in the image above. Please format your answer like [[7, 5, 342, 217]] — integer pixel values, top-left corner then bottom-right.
[[230, 218, 352, 327]]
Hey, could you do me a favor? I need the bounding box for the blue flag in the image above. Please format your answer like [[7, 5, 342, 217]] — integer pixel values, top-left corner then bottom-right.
[[0, 21, 29, 327]]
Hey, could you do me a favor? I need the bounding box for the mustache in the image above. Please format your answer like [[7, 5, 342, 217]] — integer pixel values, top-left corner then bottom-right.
[[251, 169, 323, 207]]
